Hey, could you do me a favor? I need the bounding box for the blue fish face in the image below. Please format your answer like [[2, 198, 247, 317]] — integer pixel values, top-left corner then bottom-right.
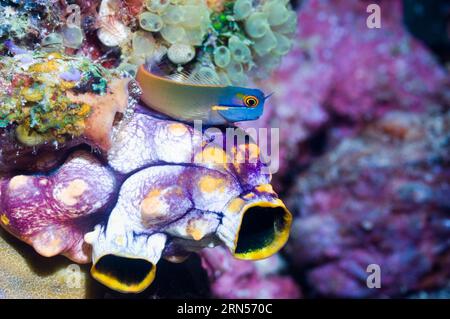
[[216, 87, 268, 122]]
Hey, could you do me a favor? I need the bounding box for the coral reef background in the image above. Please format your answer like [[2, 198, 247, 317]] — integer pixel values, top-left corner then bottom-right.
[[204, 0, 450, 299], [232, 0, 450, 298], [0, 0, 449, 299]]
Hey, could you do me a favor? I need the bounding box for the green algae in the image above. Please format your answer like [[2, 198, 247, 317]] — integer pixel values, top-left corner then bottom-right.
[[0, 52, 117, 146]]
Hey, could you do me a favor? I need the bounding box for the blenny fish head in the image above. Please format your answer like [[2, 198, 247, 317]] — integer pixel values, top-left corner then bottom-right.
[[215, 87, 268, 122]]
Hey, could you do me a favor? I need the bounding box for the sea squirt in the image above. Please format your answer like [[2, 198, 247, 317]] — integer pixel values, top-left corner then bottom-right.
[[0, 56, 292, 294]]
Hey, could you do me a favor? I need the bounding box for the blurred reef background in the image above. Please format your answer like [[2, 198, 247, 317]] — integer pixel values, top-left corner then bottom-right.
[[0, 0, 449, 298]]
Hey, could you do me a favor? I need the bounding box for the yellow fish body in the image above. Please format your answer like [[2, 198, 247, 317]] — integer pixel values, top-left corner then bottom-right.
[[136, 65, 267, 125]]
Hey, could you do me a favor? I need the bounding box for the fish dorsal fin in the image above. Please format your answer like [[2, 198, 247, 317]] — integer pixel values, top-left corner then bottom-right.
[[147, 54, 226, 87], [166, 68, 225, 87], [187, 70, 225, 87], [167, 70, 191, 83]]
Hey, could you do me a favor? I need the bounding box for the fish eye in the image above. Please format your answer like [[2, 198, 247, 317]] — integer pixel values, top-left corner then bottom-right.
[[243, 96, 259, 108]]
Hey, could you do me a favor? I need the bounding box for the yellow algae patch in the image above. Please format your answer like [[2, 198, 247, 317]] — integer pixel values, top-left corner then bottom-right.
[[29, 59, 60, 73], [195, 146, 228, 165], [243, 193, 256, 200], [234, 143, 260, 163], [168, 123, 188, 137], [46, 52, 64, 59], [227, 198, 246, 214], [9, 175, 29, 191], [256, 184, 275, 194], [1, 214, 10, 226], [60, 80, 76, 90], [187, 219, 209, 241], [77, 104, 91, 117], [115, 235, 125, 247], [57, 179, 88, 206], [141, 189, 167, 220], [198, 175, 227, 193], [21, 87, 44, 102]]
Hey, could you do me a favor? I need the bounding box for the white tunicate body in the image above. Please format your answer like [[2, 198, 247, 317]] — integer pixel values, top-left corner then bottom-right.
[[263, 1, 290, 26], [140, 12, 164, 32], [132, 31, 156, 55], [161, 24, 186, 44], [42, 33, 63, 46], [273, 32, 292, 56], [117, 63, 139, 77], [214, 46, 231, 68], [245, 12, 269, 39], [162, 5, 184, 24], [234, 0, 253, 21], [273, 11, 298, 35], [183, 28, 206, 46], [167, 43, 196, 64], [146, 0, 170, 13], [226, 61, 247, 85], [253, 29, 277, 56], [228, 36, 252, 64], [181, 5, 207, 28]]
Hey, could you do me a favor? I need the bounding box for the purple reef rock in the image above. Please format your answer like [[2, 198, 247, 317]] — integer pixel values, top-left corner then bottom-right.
[[243, 0, 449, 177], [200, 246, 301, 299], [286, 110, 450, 297]]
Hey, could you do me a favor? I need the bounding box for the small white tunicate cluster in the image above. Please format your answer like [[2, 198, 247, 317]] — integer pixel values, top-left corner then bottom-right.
[[97, 0, 297, 85], [61, 25, 84, 49], [130, 31, 157, 65], [138, 0, 211, 64], [250, 0, 297, 77], [205, 0, 297, 85]]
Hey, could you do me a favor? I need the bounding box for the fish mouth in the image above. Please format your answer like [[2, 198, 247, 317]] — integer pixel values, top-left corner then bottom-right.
[[215, 106, 261, 122], [91, 254, 156, 294], [232, 202, 292, 260]]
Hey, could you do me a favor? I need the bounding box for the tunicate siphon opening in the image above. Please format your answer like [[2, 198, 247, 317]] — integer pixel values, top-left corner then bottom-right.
[[234, 204, 292, 260], [91, 254, 156, 293]]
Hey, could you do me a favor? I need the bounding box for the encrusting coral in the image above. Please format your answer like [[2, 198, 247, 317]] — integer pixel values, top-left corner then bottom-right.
[[0, 47, 133, 166]]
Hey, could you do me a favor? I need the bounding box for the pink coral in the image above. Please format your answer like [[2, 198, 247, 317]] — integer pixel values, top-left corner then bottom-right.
[[243, 0, 448, 176], [286, 110, 450, 297], [200, 247, 301, 299]]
